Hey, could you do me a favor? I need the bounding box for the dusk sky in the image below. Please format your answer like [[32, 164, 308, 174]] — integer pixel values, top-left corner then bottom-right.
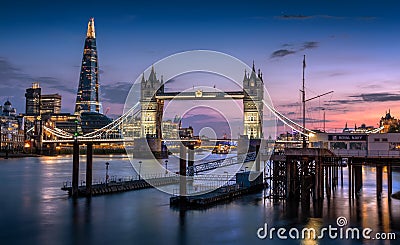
[[1, 0, 400, 133]]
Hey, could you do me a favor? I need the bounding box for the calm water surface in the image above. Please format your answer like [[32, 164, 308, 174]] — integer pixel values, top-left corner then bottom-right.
[[0, 155, 399, 245]]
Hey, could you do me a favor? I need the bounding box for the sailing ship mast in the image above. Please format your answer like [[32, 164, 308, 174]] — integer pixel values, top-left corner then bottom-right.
[[302, 55, 306, 148], [300, 55, 333, 148]]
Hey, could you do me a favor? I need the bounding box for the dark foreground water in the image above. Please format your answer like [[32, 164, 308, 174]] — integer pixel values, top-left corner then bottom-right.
[[0, 155, 399, 245]]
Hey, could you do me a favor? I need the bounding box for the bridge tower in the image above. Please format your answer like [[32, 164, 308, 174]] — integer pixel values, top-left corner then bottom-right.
[[137, 66, 165, 158], [239, 62, 264, 154], [140, 66, 164, 138], [243, 62, 264, 138]]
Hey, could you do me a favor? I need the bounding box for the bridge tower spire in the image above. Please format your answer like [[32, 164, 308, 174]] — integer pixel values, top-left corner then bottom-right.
[[140, 67, 164, 139]]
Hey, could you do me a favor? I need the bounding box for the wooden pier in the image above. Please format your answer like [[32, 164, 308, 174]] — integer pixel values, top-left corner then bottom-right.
[[267, 148, 398, 205]]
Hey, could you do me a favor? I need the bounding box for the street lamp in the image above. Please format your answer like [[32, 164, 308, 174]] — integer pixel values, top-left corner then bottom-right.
[[224, 171, 229, 185], [4, 141, 8, 159], [165, 160, 168, 175], [138, 161, 142, 180], [105, 162, 110, 186]]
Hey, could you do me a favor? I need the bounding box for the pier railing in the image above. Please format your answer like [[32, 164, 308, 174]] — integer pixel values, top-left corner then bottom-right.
[[333, 149, 400, 158], [62, 173, 178, 188], [187, 152, 256, 175], [62, 172, 238, 189], [172, 182, 240, 196]]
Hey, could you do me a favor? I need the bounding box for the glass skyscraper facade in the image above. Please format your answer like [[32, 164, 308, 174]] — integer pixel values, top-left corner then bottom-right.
[[74, 17, 100, 115], [25, 82, 41, 115]]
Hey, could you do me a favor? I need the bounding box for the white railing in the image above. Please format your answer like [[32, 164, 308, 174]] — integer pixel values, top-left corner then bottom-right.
[[333, 149, 400, 158], [332, 149, 368, 157]]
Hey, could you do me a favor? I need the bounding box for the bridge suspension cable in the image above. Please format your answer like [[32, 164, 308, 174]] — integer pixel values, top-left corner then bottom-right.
[[42, 102, 141, 140], [43, 126, 74, 139], [263, 100, 316, 135], [81, 102, 141, 138]]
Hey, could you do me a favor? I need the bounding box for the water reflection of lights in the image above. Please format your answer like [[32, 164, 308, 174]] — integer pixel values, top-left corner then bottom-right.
[[41, 157, 70, 164], [39, 187, 65, 224], [360, 165, 393, 236], [301, 218, 323, 245]]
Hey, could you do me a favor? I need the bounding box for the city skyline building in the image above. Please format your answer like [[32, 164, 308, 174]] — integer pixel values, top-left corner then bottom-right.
[[24, 82, 62, 115], [41, 94, 62, 114], [0, 100, 17, 117], [0, 99, 24, 152], [25, 82, 41, 115], [74, 17, 101, 115]]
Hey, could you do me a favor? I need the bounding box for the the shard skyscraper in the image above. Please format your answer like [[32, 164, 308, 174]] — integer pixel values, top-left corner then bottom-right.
[[75, 17, 101, 115]]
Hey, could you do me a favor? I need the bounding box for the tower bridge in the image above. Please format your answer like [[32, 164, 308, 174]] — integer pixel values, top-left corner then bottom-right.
[[136, 63, 264, 157], [40, 59, 318, 170]]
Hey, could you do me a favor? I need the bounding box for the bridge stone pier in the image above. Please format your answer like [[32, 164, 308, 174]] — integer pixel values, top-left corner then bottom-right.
[[72, 139, 94, 198]]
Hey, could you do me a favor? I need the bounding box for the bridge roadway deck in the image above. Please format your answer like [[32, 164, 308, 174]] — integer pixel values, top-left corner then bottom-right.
[[155, 91, 244, 100]]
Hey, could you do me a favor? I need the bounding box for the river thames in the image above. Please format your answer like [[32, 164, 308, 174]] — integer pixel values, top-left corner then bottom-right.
[[0, 155, 399, 245]]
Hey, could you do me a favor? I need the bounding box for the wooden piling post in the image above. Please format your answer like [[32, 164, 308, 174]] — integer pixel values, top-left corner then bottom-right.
[[329, 165, 332, 193], [179, 144, 187, 196], [321, 165, 324, 199], [354, 165, 361, 198], [188, 144, 194, 176], [334, 164, 338, 188], [348, 163, 352, 199], [255, 145, 260, 172], [72, 139, 80, 198], [325, 166, 331, 199], [340, 164, 343, 188], [388, 163, 392, 199], [376, 165, 383, 199], [354, 165, 362, 198], [358, 165, 363, 194], [352, 164, 356, 199], [286, 160, 292, 200], [86, 143, 93, 196], [314, 158, 319, 201], [301, 159, 311, 208]]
